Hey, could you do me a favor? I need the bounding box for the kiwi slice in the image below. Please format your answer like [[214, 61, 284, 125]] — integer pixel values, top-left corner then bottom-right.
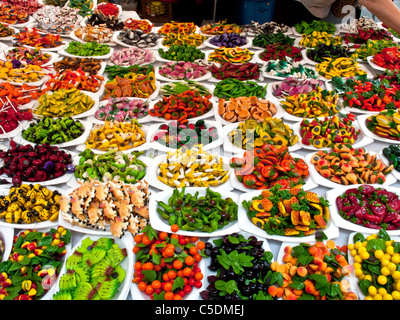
[[96, 278, 120, 300], [74, 266, 90, 284], [90, 259, 114, 278], [106, 244, 127, 268], [72, 282, 96, 300], [58, 270, 77, 291], [90, 275, 108, 289], [85, 247, 107, 266], [76, 237, 95, 254], [53, 290, 73, 300], [94, 237, 115, 250], [111, 265, 126, 284], [66, 251, 83, 270]]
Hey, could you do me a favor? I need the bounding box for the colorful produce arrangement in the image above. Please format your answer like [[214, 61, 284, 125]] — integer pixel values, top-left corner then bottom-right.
[[243, 21, 290, 35], [161, 33, 206, 48], [0, 61, 47, 83], [0, 82, 44, 106], [157, 21, 196, 35], [343, 27, 393, 45], [75, 149, 147, 183], [151, 120, 219, 149], [294, 20, 336, 35], [299, 114, 360, 148], [132, 225, 205, 300], [32, 5, 80, 35], [95, 97, 149, 122], [242, 185, 330, 236], [53, 57, 103, 75], [159, 80, 211, 97], [0, 101, 32, 133], [22, 117, 85, 145], [53, 236, 127, 300], [210, 62, 260, 81], [4, 47, 51, 66], [156, 187, 238, 232], [316, 57, 366, 79], [365, 109, 400, 140], [158, 44, 205, 62], [0, 227, 72, 300], [264, 58, 317, 79], [44, 69, 104, 92], [336, 185, 400, 230], [231, 143, 308, 190], [208, 32, 247, 47], [213, 78, 267, 99], [200, 20, 242, 35], [333, 76, 400, 112], [0, 4, 29, 24], [269, 240, 357, 300], [208, 47, 254, 64], [158, 61, 209, 80], [349, 230, 400, 300], [371, 47, 400, 70], [0, 23, 15, 38], [299, 31, 342, 48], [85, 120, 146, 152], [0, 140, 74, 185], [86, 10, 124, 31], [258, 44, 302, 62], [281, 87, 340, 118], [310, 145, 393, 185], [73, 25, 114, 43], [65, 41, 111, 57], [110, 47, 155, 66], [59, 179, 150, 238], [149, 89, 213, 123], [271, 77, 324, 98], [200, 233, 274, 300], [350, 39, 400, 61], [228, 118, 298, 149], [33, 88, 95, 117], [124, 18, 153, 32], [252, 32, 294, 48], [306, 43, 351, 63], [0, 184, 61, 224], [116, 28, 160, 48], [217, 96, 277, 123], [157, 145, 229, 188], [13, 27, 65, 49]]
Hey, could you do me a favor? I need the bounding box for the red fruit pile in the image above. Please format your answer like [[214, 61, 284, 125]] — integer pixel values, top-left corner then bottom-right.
[[0, 103, 32, 133], [372, 47, 400, 70], [0, 140, 74, 185]]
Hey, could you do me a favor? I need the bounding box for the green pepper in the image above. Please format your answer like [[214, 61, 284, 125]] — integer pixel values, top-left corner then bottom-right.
[[168, 214, 177, 226], [158, 201, 174, 214], [157, 208, 170, 220]]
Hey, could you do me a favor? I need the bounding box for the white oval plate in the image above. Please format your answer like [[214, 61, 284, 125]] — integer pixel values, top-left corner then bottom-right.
[[305, 150, 397, 189], [147, 98, 215, 123], [0, 121, 23, 140], [0, 185, 62, 229], [75, 124, 149, 154], [0, 224, 14, 262], [101, 77, 160, 101], [5, 15, 35, 29], [155, 65, 211, 83], [357, 114, 400, 144], [58, 45, 114, 60], [147, 154, 233, 192], [203, 36, 252, 50], [21, 41, 68, 53], [326, 184, 400, 235], [112, 30, 159, 49], [0, 47, 59, 67], [53, 56, 107, 76], [366, 55, 387, 72], [149, 187, 240, 237], [17, 227, 72, 300], [51, 232, 133, 300], [147, 119, 223, 153], [212, 95, 282, 126], [130, 236, 205, 300], [32, 90, 99, 119], [238, 189, 340, 243], [15, 119, 93, 148], [157, 37, 206, 50], [87, 97, 152, 124], [5, 72, 50, 88], [230, 152, 318, 193], [67, 154, 152, 189], [222, 121, 301, 154], [69, 28, 116, 46], [292, 119, 374, 151], [0, 25, 19, 41]]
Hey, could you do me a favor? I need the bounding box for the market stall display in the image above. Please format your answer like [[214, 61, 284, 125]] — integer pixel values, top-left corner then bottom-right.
[[0, 2, 398, 303]]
